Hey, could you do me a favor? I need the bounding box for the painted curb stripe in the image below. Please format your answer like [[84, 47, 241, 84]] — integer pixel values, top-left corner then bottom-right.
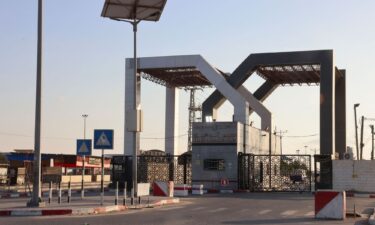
[[315, 191, 339, 214]]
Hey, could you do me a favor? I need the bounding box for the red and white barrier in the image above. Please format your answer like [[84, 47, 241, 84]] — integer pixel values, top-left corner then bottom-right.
[[192, 184, 204, 195], [174, 184, 188, 196], [153, 181, 174, 197], [315, 190, 346, 220]]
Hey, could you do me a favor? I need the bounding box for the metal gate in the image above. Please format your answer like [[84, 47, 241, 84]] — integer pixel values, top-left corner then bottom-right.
[[111, 153, 192, 189], [238, 153, 312, 192]]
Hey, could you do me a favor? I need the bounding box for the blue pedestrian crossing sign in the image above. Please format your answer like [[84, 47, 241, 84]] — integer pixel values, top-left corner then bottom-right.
[[94, 129, 114, 150], [76, 139, 92, 156]]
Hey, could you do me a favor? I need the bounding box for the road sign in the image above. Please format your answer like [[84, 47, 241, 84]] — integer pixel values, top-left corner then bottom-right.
[[94, 129, 114, 149], [76, 139, 92, 156]]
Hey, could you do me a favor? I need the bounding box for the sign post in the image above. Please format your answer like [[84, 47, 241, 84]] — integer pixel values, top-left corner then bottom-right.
[[94, 129, 114, 206], [76, 139, 92, 199]]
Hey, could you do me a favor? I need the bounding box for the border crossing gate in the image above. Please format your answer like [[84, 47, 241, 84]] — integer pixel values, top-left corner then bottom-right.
[[238, 153, 312, 192]]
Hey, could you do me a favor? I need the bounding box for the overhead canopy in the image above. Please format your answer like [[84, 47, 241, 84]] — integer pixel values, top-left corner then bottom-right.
[[140, 67, 212, 88], [101, 0, 167, 21], [256, 64, 321, 85]]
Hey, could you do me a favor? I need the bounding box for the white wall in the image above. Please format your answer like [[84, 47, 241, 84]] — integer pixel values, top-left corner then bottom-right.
[[332, 160, 375, 192]]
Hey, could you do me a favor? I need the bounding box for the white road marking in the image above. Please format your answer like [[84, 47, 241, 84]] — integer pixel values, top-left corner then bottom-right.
[[191, 206, 206, 211], [158, 206, 184, 211], [304, 211, 314, 217], [208, 208, 228, 213], [280, 210, 297, 216], [258, 209, 272, 215]]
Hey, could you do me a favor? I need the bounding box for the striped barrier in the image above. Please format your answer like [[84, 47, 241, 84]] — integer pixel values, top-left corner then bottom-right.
[[153, 181, 174, 197], [192, 184, 204, 195], [315, 190, 346, 220], [173, 184, 188, 197]]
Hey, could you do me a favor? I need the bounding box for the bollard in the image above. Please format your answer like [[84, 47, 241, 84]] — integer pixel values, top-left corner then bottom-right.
[[123, 182, 127, 206], [138, 196, 141, 205], [115, 181, 119, 205], [67, 181, 71, 203], [147, 196, 150, 207], [48, 182, 52, 204], [131, 188, 134, 206], [58, 182, 61, 204]]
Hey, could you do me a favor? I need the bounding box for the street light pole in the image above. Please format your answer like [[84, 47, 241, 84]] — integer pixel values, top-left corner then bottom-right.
[[28, 0, 44, 207], [81, 114, 88, 199], [354, 103, 360, 160], [370, 125, 374, 160], [360, 115, 365, 160]]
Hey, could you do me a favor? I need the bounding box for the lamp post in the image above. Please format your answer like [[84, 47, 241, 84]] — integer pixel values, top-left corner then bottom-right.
[[101, 0, 167, 199], [28, 0, 44, 207], [81, 114, 88, 199], [354, 103, 360, 160], [370, 125, 374, 160]]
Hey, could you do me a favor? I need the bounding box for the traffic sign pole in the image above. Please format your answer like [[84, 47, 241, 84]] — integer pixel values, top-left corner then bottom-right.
[[81, 155, 85, 199], [101, 149, 104, 206]]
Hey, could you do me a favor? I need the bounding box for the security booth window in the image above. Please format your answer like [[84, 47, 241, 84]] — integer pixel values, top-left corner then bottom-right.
[[203, 159, 225, 171]]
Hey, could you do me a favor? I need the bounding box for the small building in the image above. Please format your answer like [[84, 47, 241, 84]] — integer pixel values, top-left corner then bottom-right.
[[192, 122, 280, 191]]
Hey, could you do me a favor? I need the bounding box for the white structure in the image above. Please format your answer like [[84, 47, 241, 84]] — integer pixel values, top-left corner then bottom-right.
[[124, 55, 273, 155]]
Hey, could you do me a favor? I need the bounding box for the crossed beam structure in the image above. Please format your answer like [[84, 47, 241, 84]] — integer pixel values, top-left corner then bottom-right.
[[124, 50, 346, 159], [202, 50, 346, 157], [124, 55, 273, 156]]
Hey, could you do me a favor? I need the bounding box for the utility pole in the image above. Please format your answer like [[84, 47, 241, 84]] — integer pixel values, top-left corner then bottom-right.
[[360, 116, 365, 160], [354, 104, 360, 160], [371, 125, 374, 160], [274, 129, 287, 155], [186, 88, 202, 152], [81, 114, 88, 199]]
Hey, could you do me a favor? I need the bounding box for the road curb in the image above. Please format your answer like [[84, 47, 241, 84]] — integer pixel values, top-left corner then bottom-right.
[[0, 198, 180, 217]]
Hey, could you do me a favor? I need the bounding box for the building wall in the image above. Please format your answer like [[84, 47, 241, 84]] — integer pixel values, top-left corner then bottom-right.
[[192, 145, 238, 190], [248, 126, 280, 155], [332, 160, 375, 192]]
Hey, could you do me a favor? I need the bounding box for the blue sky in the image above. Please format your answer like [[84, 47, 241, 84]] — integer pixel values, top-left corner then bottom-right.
[[1, 1, 375, 158]]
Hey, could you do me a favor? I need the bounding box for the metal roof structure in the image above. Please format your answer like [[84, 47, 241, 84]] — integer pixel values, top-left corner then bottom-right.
[[256, 64, 321, 85], [256, 65, 345, 86], [140, 67, 213, 88]]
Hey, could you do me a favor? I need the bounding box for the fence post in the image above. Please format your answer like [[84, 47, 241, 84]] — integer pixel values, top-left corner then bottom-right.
[[169, 155, 174, 182], [48, 181, 52, 204], [123, 181, 127, 206], [115, 181, 118, 205], [67, 181, 71, 203], [58, 182, 61, 204], [131, 188, 134, 205], [183, 155, 187, 184]]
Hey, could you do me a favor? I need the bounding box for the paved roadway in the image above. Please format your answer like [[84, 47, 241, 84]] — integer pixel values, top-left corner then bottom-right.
[[0, 193, 370, 225]]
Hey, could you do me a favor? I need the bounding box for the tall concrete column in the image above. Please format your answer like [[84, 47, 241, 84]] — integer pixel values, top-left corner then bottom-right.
[[320, 51, 335, 156], [124, 58, 141, 156], [165, 87, 179, 155], [335, 70, 346, 159]]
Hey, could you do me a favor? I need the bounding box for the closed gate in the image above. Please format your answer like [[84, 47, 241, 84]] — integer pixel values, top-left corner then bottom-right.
[[238, 153, 312, 192], [111, 153, 192, 189]]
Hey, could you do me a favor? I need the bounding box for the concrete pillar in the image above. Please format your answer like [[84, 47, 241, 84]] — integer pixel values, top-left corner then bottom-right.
[[335, 70, 346, 159], [320, 51, 335, 156], [124, 59, 141, 156], [165, 87, 179, 155]]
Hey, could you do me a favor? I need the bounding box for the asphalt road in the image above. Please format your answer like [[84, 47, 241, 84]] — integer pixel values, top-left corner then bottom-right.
[[0, 193, 370, 225]]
